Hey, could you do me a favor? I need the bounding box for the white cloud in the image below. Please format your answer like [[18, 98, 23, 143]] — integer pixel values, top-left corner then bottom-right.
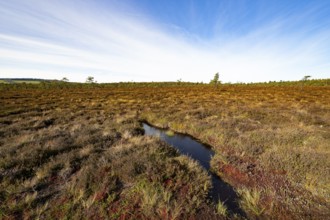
[[0, 0, 329, 82]]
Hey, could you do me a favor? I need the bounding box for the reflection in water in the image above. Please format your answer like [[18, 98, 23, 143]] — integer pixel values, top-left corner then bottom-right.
[[142, 123, 245, 216]]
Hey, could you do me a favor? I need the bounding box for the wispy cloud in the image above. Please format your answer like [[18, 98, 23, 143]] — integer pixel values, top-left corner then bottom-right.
[[0, 0, 329, 82]]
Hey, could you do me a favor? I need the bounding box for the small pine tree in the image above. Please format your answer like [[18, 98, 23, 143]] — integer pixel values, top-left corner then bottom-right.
[[86, 76, 95, 83], [302, 75, 311, 81], [300, 75, 311, 90], [210, 73, 220, 85]]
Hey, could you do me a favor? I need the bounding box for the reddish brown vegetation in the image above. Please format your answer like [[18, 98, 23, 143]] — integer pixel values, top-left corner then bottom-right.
[[0, 82, 329, 219]]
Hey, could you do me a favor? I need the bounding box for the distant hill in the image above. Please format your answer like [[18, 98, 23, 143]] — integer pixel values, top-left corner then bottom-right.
[[0, 78, 56, 84]]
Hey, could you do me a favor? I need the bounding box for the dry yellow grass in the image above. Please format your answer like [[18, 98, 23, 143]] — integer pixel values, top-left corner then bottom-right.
[[0, 81, 329, 219]]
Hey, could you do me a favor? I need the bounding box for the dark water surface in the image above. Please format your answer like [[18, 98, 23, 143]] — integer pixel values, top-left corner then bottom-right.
[[142, 123, 245, 216]]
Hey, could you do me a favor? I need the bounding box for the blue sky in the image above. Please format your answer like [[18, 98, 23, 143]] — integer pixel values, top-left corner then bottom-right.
[[0, 0, 329, 82]]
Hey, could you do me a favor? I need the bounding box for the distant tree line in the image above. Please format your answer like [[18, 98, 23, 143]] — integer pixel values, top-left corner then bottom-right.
[[1, 75, 329, 91]]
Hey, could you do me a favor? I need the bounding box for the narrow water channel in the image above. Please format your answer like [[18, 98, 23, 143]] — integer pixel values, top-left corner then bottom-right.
[[142, 122, 244, 216]]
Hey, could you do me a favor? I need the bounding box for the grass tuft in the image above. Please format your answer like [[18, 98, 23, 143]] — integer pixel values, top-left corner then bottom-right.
[[237, 187, 265, 217], [215, 200, 228, 217]]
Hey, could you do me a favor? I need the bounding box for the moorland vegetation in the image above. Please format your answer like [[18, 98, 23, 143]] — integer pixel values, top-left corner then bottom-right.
[[0, 79, 329, 219]]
